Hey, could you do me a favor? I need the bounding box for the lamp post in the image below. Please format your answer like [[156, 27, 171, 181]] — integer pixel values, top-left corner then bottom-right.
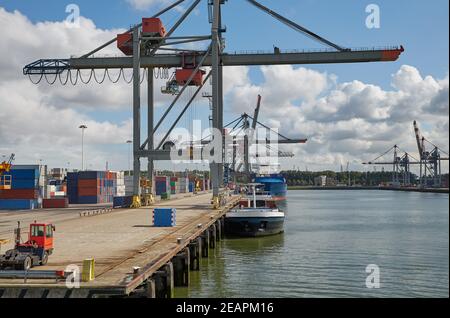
[[79, 125, 87, 171], [126, 140, 132, 176]]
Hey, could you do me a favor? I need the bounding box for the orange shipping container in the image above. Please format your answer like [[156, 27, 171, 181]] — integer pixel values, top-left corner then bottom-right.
[[78, 179, 99, 188], [0, 189, 39, 199], [78, 187, 99, 197]]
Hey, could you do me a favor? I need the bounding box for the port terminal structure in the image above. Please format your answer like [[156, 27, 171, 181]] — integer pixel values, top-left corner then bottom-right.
[[0, 192, 240, 298], [363, 121, 449, 188], [22, 0, 404, 209]]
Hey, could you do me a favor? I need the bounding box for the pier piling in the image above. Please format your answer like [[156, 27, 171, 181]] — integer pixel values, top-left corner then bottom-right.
[[200, 231, 210, 258], [189, 238, 201, 271], [215, 220, 222, 241], [173, 248, 190, 287], [153, 262, 174, 298], [209, 224, 217, 249]]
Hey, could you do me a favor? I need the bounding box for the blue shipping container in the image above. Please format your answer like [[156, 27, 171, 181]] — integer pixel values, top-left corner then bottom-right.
[[113, 196, 133, 208], [77, 196, 99, 204], [78, 171, 100, 180], [0, 199, 37, 210], [153, 208, 176, 227], [11, 179, 38, 189], [8, 169, 39, 180], [68, 194, 78, 204]]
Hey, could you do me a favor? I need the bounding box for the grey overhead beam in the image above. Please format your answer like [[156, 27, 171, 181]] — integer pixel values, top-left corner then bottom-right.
[[136, 150, 172, 160], [69, 48, 404, 69], [275, 139, 308, 144]]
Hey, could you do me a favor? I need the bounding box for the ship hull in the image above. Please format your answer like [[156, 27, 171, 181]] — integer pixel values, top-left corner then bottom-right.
[[224, 210, 285, 237]]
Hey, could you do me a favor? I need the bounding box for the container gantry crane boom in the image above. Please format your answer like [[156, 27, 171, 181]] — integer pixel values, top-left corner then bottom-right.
[[246, 0, 349, 52], [22, 0, 404, 208]]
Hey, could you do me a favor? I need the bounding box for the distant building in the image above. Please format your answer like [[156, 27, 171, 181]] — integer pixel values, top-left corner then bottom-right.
[[326, 177, 336, 186], [314, 175, 327, 187]]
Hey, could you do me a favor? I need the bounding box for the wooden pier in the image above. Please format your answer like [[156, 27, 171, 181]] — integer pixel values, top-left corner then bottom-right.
[[0, 192, 240, 298]]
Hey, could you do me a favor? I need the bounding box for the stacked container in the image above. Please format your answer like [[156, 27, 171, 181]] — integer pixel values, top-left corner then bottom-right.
[[155, 176, 170, 196], [0, 166, 41, 210], [67, 172, 79, 204], [170, 177, 177, 195], [66, 171, 116, 204], [177, 177, 189, 193], [115, 171, 126, 197], [124, 175, 134, 196]]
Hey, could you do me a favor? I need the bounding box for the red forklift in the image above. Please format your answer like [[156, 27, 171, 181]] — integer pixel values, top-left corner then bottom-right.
[[0, 221, 55, 271]]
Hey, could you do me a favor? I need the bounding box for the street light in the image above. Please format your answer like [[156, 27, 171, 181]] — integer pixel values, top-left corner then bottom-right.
[[79, 125, 88, 171], [126, 140, 132, 176]]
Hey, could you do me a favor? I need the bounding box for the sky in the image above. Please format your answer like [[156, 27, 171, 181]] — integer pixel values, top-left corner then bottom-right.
[[0, 0, 448, 173]]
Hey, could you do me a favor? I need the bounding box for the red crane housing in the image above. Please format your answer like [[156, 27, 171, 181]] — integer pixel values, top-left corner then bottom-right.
[[117, 18, 167, 56]]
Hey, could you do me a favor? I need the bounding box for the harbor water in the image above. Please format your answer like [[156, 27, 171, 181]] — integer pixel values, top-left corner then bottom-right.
[[175, 190, 449, 298]]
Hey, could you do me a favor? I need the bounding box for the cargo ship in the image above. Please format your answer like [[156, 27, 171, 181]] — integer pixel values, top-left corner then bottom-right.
[[252, 174, 287, 201], [225, 184, 285, 237]]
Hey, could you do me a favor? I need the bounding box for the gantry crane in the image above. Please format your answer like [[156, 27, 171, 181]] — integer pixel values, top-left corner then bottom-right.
[[413, 121, 449, 188], [363, 146, 418, 187], [220, 95, 307, 183], [0, 154, 15, 190], [22, 0, 404, 208]]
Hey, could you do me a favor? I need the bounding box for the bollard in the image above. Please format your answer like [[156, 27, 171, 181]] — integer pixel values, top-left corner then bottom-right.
[[81, 258, 95, 282]]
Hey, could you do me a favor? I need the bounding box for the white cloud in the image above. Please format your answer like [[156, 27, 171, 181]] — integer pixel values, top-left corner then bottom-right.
[[226, 64, 449, 172]]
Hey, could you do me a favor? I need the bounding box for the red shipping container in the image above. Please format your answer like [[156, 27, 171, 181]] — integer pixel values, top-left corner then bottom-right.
[[43, 198, 69, 209], [142, 18, 166, 37], [78, 187, 99, 197], [78, 179, 99, 188], [0, 189, 39, 199]]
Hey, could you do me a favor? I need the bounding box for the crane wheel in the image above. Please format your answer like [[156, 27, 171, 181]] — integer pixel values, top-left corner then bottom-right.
[[41, 252, 49, 266]]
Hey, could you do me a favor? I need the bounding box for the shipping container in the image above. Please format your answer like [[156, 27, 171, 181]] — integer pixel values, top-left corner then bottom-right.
[[113, 196, 133, 208], [153, 208, 176, 227], [0, 199, 37, 210], [42, 198, 68, 209], [0, 189, 39, 200]]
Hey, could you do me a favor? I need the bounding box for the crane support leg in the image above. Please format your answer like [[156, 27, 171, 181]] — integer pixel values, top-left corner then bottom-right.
[[132, 27, 141, 205], [148, 67, 154, 196]]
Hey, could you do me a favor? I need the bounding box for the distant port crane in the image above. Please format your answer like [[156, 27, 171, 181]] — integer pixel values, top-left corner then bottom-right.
[[363, 121, 449, 188], [22, 0, 403, 208], [413, 121, 449, 188], [363, 145, 418, 187]]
